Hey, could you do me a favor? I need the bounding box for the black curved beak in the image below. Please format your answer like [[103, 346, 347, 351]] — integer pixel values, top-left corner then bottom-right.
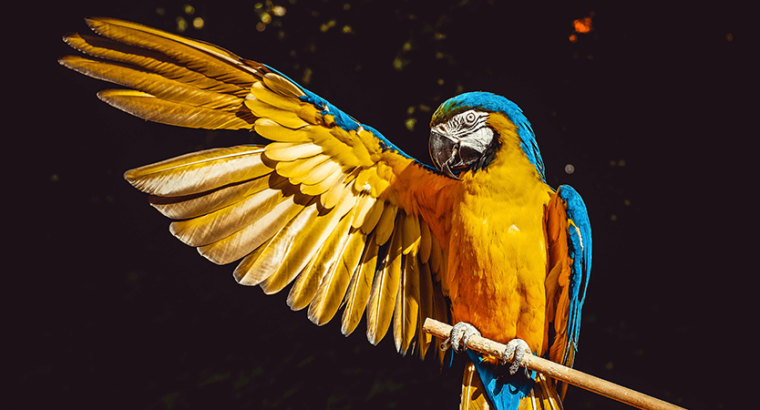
[[429, 130, 462, 180], [430, 130, 487, 180]]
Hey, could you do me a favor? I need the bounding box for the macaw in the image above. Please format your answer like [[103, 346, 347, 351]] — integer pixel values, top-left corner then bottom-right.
[[60, 18, 591, 410]]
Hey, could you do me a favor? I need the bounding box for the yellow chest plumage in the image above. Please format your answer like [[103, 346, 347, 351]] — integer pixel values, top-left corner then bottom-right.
[[442, 124, 554, 355]]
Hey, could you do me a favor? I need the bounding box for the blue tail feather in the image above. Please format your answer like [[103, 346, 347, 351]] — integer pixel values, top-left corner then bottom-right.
[[465, 350, 536, 410]]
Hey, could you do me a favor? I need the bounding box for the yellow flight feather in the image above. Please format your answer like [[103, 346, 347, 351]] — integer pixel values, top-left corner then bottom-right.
[[366, 164, 392, 198], [275, 154, 330, 181], [300, 166, 345, 197], [124, 146, 270, 196], [85, 17, 256, 87], [431, 280, 449, 364], [244, 96, 309, 129], [263, 72, 306, 98], [232, 235, 274, 285], [419, 220, 432, 264], [231, 197, 319, 286], [321, 178, 353, 210], [259, 195, 354, 295], [374, 203, 398, 246], [416, 261, 435, 359], [61, 34, 248, 97], [169, 184, 290, 247], [60, 56, 243, 110], [366, 217, 404, 345], [308, 226, 366, 325], [196, 193, 308, 265], [256, 203, 321, 293], [254, 119, 312, 142], [393, 253, 420, 355], [352, 194, 376, 229], [341, 231, 379, 336], [97, 89, 256, 129], [148, 174, 272, 220], [361, 199, 385, 235], [288, 204, 355, 312], [313, 127, 375, 168], [309, 228, 369, 326], [354, 167, 375, 193], [402, 212, 421, 256], [264, 142, 323, 162], [295, 158, 341, 186], [429, 233, 443, 277], [250, 81, 302, 112], [461, 362, 491, 410], [233, 197, 318, 286]]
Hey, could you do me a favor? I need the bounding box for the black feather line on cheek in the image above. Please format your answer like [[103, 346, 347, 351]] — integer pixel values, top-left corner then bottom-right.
[[470, 130, 501, 172]]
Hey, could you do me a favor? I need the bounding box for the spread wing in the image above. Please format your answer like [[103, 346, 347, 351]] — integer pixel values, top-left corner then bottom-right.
[[59, 17, 457, 358], [544, 185, 592, 397]]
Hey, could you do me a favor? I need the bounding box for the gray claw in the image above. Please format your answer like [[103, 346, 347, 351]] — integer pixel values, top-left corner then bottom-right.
[[502, 338, 531, 375], [443, 322, 481, 353]]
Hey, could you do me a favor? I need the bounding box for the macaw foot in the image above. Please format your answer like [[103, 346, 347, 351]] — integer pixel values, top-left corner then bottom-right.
[[441, 322, 482, 353], [502, 338, 532, 375]]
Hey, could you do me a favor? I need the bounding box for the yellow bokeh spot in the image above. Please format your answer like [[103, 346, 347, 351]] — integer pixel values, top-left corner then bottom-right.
[[610, 214, 617, 222], [403, 41, 412, 51], [407, 106, 415, 115], [437, 78, 444, 85], [256, 22, 266, 32], [176, 17, 187, 33], [320, 19, 337, 32], [193, 17, 204, 29], [342, 25, 353, 34], [273, 6, 287, 16], [261, 12, 272, 24], [405, 118, 417, 132], [302, 67, 312, 85], [184, 4, 195, 15], [343, 3, 351, 10]]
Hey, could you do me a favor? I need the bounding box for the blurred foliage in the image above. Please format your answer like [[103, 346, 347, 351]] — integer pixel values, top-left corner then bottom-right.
[[15, 0, 753, 409]]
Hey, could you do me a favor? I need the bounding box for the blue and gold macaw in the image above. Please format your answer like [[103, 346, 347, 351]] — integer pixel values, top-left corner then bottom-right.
[[60, 18, 591, 410]]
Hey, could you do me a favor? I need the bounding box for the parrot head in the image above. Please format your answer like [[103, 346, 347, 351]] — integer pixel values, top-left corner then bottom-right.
[[429, 92, 546, 181]]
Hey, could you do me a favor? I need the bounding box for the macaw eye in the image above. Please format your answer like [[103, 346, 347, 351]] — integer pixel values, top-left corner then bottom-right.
[[464, 112, 477, 125]]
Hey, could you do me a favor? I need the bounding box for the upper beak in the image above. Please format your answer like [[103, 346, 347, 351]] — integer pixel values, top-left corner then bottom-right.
[[429, 130, 463, 180]]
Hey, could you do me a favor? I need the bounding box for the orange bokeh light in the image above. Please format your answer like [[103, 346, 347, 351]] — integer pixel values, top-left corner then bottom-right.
[[573, 17, 592, 33], [569, 34, 577, 43]]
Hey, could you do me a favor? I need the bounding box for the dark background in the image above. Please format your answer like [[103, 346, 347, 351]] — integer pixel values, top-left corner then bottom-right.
[[14, 0, 753, 409]]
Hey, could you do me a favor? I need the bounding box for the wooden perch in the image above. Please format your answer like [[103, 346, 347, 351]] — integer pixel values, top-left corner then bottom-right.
[[422, 318, 686, 410]]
